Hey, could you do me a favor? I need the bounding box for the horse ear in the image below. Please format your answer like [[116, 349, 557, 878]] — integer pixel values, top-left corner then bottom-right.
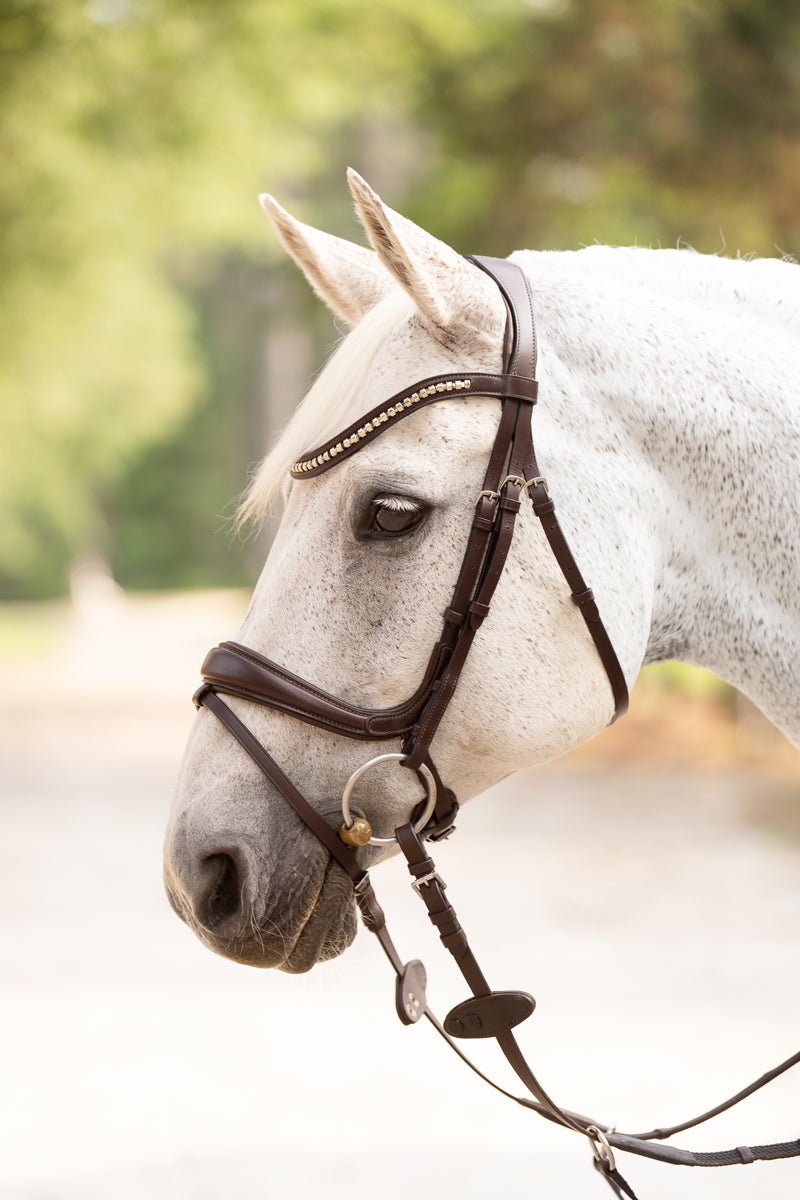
[[347, 168, 505, 352], [259, 194, 391, 326]]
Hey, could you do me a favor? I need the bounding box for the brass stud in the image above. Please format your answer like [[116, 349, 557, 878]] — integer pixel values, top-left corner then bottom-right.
[[338, 817, 372, 847]]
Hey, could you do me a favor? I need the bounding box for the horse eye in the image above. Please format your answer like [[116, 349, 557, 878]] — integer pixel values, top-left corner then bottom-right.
[[363, 495, 427, 538]]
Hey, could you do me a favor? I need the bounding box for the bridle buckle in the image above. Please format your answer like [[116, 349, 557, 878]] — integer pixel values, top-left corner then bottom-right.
[[521, 474, 548, 499], [474, 488, 499, 507], [478, 475, 549, 506], [411, 869, 447, 896], [587, 1125, 616, 1173]]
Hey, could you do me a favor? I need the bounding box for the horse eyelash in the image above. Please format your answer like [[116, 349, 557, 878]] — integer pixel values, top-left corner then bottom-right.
[[372, 493, 422, 513]]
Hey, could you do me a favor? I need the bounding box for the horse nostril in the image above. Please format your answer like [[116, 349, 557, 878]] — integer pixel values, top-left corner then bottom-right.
[[199, 852, 243, 931]]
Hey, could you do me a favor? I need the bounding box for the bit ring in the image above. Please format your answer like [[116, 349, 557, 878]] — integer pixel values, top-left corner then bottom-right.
[[341, 753, 436, 846]]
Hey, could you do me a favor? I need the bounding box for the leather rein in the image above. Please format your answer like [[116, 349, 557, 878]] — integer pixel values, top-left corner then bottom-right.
[[195, 256, 800, 1197]]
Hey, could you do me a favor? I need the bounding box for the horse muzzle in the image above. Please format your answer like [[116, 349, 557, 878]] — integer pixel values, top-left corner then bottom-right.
[[163, 819, 357, 971]]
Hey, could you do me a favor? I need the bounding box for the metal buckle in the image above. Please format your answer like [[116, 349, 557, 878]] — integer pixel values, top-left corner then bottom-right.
[[587, 1125, 616, 1173], [492, 475, 549, 500], [411, 869, 447, 896], [498, 474, 527, 491], [474, 489, 499, 507], [427, 823, 456, 842], [520, 475, 548, 499]]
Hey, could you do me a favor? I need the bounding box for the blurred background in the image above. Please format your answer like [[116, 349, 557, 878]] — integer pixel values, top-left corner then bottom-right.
[[1, 1, 798, 1197]]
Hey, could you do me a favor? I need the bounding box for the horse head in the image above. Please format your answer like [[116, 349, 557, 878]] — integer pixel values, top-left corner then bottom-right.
[[164, 170, 650, 971]]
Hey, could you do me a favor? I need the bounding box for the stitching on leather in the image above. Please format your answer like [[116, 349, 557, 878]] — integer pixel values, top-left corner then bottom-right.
[[221, 640, 448, 724], [502, 264, 535, 379], [222, 644, 372, 716], [519, 269, 536, 377], [218, 643, 426, 725], [209, 681, 372, 735]]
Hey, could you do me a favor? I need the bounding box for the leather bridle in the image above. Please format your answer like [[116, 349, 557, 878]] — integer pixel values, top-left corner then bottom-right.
[[194, 256, 799, 1197]]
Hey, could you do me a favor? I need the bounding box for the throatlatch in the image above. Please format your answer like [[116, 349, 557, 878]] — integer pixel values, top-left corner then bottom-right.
[[196, 255, 800, 1198]]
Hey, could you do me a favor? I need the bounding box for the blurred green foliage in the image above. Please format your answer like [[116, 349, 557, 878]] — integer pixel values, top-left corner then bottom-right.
[[1, 0, 798, 598]]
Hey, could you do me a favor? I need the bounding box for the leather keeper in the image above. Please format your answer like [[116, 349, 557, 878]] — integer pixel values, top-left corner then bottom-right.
[[468, 600, 491, 619], [532, 496, 556, 516], [441, 929, 468, 952], [572, 588, 600, 622], [498, 495, 521, 513], [472, 514, 495, 532], [501, 375, 538, 402], [427, 904, 457, 927]]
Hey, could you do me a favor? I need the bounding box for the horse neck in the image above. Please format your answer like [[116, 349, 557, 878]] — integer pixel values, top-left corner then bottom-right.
[[521, 247, 800, 744]]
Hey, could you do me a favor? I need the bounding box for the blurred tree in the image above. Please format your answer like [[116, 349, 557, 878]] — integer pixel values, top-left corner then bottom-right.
[[0, 0, 397, 596], [1, 0, 797, 597], [408, 0, 800, 253]]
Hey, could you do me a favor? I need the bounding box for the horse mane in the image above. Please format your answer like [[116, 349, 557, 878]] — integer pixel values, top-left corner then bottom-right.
[[238, 290, 414, 525]]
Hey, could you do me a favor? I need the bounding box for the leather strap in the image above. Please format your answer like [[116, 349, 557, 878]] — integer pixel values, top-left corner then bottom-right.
[[197, 639, 444, 739], [469, 255, 537, 379], [289, 371, 538, 478], [199, 690, 366, 886], [395, 821, 588, 1137]]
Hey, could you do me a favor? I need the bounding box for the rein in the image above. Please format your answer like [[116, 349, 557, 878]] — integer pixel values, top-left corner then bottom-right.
[[195, 256, 800, 1197]]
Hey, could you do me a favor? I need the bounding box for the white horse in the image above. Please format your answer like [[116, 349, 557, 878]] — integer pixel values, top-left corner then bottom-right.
[[164, 169, 799, 973]]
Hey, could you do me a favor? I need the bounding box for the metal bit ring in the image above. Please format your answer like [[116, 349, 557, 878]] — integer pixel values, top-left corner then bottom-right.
[[341, 753, 436, 846]]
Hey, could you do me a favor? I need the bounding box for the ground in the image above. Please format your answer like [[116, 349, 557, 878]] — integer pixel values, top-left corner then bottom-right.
[[1, 590, 798, 1199]]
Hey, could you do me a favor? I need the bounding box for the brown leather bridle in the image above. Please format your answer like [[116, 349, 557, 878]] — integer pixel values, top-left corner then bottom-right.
[[194, 257, 799, 1197]]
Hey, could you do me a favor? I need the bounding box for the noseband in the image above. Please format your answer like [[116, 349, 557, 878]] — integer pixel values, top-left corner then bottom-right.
[[195, 256, 799, 1197]]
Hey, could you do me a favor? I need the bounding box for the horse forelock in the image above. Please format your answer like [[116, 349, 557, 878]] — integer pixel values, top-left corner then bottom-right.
[[239, 289, 415, 525]]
